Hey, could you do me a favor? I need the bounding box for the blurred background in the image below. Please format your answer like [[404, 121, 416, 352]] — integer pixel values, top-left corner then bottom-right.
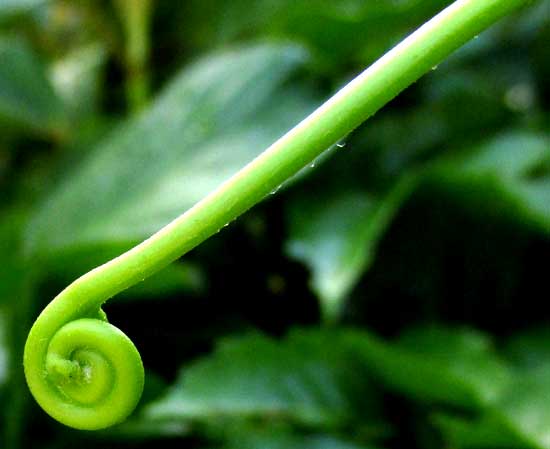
[[1, 0, 549, 448]]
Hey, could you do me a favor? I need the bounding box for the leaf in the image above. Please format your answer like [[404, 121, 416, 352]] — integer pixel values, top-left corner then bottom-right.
[[26, 43, 316, 259], [347, 326, 512, 409], [0, 0, 47, 19], [492, 365, 550, 449], [503, 327, 550, 372], [435, 365, 550, 449], [402, 328, 550, 449], [428, 132, 550, 233], [285, 175, 417, 321], [0, 37, 65, 134], [144, 330, 381, 432], [180, 0, 451, 71], [0, 208, 27, 305], [434, 413, 526, 449], [49, 43, 107, 120]]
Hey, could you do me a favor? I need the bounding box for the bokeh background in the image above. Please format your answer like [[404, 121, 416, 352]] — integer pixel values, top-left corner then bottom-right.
[[1, 1, 549, 448]]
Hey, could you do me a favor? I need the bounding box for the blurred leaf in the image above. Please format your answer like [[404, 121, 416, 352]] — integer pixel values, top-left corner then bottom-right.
[[26, 43, 316, 259], [429, 132, 550, 233], [0, 0, 46, 19], [348, 326, 512, 408], [422, 65, 523, 135], [0, 36, 65, 135], [267, 0, 452, 71], [503, 327, 550, 371], [0, 208, 27, 305], [179, 0, 451, 72], [491, 365, 550, 449], [285, 175, 417, 321], [436, 364, 550, 449], [144, 330, 381, 432], [351, 107, 449, 181], [434, 413, 526, 449], [50, 43, 107, 120]]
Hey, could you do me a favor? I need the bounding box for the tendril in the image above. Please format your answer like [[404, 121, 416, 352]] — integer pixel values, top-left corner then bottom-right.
[[24, 286, 144, 430], [23, 0, 530, 431]]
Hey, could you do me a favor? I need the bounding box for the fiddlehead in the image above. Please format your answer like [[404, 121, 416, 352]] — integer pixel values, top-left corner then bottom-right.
[[23, 0, 531, 431], [24, 279, 144, 430]]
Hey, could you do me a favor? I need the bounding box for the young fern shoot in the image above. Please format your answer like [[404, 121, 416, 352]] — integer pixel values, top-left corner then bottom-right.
[[23, 0, 533, 430]]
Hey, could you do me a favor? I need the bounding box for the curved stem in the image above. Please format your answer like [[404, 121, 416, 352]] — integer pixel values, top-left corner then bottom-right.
[[24, 0, 532, 430], [80, 0, 529, 298]]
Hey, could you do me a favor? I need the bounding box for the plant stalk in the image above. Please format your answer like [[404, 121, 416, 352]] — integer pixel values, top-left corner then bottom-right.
[[59, 0, 532, 309], [114, 0, 153, 112]]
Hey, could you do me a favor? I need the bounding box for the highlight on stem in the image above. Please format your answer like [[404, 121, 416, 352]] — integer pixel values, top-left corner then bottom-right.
[[23, 0, 532, 430]]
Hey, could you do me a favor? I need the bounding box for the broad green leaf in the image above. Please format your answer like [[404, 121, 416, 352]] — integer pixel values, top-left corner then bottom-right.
[[367, 327, 550, 449], [285, 176, 417, 321], [0, 37, 65, 134], [144, 330, 381, 432], [492, 364, 550, 449], [435, 329, 550, 449], [428, 132, 550, 233], [436, 365, 550, 449], [26, 43, 316, 258], [347, 326, 512, 408]]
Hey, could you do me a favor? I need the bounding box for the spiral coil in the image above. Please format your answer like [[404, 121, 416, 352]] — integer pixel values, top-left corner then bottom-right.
[[24, 299, 143, 430]]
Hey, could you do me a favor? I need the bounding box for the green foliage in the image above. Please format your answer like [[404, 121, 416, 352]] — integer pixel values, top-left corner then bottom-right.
[[0, 0, 549, 448], [349, 326, 513, 408], [145, 330, 382, 432], [0, 0, 47, 21], [26, 43, 315, 258], [0, 36, 65, 134], [0, 208, 27, 305], [428, 132, 550, 232], [286, 176, 416, 320]]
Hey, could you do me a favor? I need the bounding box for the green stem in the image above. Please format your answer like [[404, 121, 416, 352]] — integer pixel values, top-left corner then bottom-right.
[[24, 0, 532, 430], [86, 0, 530, 293], [114, 0, 152, 112]]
